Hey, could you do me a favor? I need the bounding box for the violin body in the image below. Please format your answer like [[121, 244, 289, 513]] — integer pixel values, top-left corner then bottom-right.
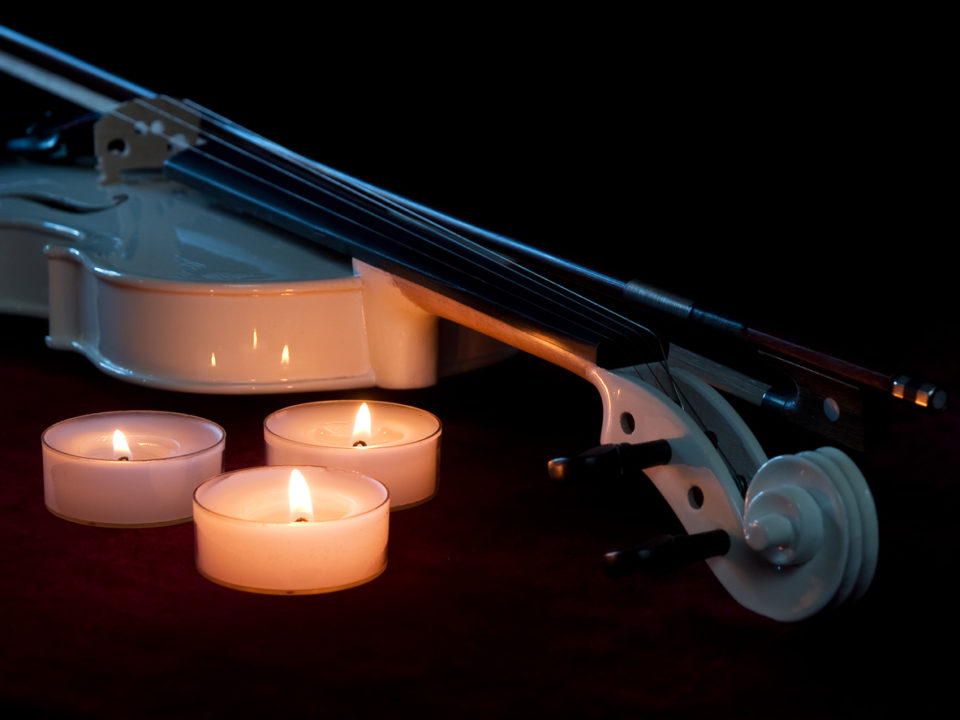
[[0, 161, 513, 392]]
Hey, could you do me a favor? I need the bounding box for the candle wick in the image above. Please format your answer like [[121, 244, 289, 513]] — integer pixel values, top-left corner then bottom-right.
[[117, 456, 130, 462], [352, 440, 367, 447], [294, 517, 309, 523]]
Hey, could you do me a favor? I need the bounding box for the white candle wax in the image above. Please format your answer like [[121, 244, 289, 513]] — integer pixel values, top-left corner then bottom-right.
[[193, 465, 389, 594], [42, 411, 225, 527], [264, 401, 441, 509]]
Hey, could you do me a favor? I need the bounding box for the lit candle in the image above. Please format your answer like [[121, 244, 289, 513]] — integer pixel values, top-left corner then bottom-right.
[[41, 411, 225, 527], [263, 401, 441, 509], [192, 465, 389, 594]]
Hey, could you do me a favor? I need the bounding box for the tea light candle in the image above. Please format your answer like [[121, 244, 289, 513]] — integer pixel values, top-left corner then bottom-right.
[[193, 465, 389, 594], [264, 400, 441, 509], [42, 411, 225, 527]]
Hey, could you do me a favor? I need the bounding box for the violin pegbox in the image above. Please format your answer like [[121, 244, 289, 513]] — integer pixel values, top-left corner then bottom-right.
[[586, 364, 879, 621]]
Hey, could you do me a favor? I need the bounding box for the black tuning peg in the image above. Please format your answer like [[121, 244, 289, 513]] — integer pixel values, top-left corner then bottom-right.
[[547, 440, 672, 483], [604, 529, 731, 578]]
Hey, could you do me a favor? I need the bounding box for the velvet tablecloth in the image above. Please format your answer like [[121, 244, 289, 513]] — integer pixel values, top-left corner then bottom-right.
[[1, 311, 955, 719]]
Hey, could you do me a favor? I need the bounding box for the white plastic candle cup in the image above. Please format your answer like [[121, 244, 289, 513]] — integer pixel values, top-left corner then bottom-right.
[[41, 410, 225, 527], [192, 465, 389, 594], [263, 400, 441, 509]]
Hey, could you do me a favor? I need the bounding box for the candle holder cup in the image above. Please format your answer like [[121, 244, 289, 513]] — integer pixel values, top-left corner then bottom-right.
[[192, 465, 390, 594], [264, 400, 441, 509], [42, 410, 225, 527]]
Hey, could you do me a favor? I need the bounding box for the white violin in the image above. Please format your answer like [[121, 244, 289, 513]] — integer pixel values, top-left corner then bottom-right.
[[1, 25, 944, 621]]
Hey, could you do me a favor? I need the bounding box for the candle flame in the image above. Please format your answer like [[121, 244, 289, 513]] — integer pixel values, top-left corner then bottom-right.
[[113, 429, 132, 460], [252, 328, 258, 350], [210, 352, 217, 368], [352, 402, 372, 446], [281, 344, 290, 366], [288, 468, 314, 522]]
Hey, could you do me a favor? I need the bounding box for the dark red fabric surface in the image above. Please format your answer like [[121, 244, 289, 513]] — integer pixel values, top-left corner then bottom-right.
[[1, 313, 956, 718]]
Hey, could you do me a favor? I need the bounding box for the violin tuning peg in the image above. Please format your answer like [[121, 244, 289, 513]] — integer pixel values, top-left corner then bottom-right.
[[547, 439, 672, 483], [604, 529, 731, 578], [547, 445, 617, 482]]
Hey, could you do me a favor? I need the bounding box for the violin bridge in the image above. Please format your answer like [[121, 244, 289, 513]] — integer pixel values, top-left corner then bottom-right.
[[95, 96, 199, 184]]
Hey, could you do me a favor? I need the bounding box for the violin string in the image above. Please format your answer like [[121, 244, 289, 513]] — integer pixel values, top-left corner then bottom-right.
[[130, 102, 629, 342], [194, 110, 653, 348], [106, 96, 668, 360], [298, 163, 689, 413]]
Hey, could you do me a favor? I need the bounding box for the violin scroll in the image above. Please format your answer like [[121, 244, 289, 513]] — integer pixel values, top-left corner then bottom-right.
[[580, 363, 878, 621]]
